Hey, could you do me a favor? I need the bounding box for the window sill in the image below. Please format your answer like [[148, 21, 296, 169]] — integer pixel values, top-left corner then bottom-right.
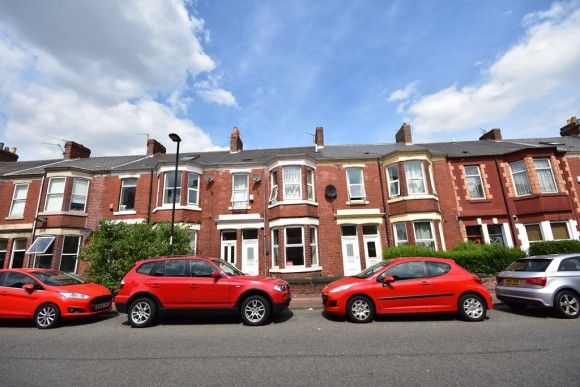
[[467, 198, 491, 203], [38, 211, 88, 217], [513, 192, 564, 201], [269, 266, 322, 274], [268, 200, 318, 209], [387, 194, 438, 204], [228, 205, 251, 211], [113, 210, 137, 216], [152, 205, 201, 213], [347, 199, 369, 205], [5, 215, 24, 220]]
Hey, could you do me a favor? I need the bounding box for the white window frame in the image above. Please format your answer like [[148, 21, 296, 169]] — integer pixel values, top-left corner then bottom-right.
[[0, 239, 7, 268], [393, 223, 408, 246], [187, 173, 200, 206], [413, 221, 436, 249], [26, 236, 55, 254], [346, 167, 366, 200], [60, 236, 81, 273], [44, 177, 66, 212], [534, 158, 558, 193], [285, 226, 305, 267], [119, 178, 137, 211], [386, 164, 400, 197], [550, 222, 570, 240], [231, 173, 249, 209], [464, 165, 485, 199], [269, 170, 278, 204], [271, 228, 280, 267], [188, 230, 198, 254], [307, 168, 315, 201], [70, 177, 89, 212], [310, 227, 319, 267], [404, 161, 427, 195], [9, 239, 27, 268], [283, 166, 302, 200], [9, 183, 29, 217], [163, 171, 182, 205], [509, 160, 532, 196], [524, 223, 544, 243]]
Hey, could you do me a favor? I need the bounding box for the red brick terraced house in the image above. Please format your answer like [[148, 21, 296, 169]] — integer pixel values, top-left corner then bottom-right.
[[1, 118, 579, 284]]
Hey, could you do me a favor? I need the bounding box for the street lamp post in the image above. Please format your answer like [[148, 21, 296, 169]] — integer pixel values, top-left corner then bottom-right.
[[168, 133, 182, 256]]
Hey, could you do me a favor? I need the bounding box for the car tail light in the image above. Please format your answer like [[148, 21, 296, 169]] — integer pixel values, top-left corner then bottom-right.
[[119, 279, 125, 289], [524, 277, 547, 287]]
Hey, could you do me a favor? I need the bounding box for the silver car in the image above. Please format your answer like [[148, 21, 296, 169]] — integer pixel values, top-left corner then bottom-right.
[[496, 254, 580, 318]]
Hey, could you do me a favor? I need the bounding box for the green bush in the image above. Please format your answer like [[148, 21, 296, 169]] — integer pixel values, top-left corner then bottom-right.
[[528, 240, 580, 255], [80, 221, 192, 292], [382, 242, 526, 274]]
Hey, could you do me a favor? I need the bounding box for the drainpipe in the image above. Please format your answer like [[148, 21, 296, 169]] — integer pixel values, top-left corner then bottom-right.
[[377, 159, 391, 249], [146, 170, 154, 224], [262, 165, 268, 276], [495, 159, 518, 247], [29, 172, 47, 267]]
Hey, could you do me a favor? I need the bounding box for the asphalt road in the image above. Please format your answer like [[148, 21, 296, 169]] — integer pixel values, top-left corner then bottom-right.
[[1, 305, 579, 387]]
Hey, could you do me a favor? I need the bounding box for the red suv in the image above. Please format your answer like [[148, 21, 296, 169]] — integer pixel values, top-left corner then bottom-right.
[[114, 256, 291, 327]]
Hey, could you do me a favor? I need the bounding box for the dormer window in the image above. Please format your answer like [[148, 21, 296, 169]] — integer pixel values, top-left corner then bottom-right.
[[231, 173, 249, 209], [346, 167, 366, 200]]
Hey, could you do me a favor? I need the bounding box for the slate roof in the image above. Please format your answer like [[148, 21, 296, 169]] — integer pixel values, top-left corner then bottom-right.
[[2, 136, 579, 178]]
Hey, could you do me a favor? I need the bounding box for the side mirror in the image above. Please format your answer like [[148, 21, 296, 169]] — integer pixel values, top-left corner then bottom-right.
[[382, 275, 395, 285], [211, 271, 222, 281], [23, 284, 35, 294]]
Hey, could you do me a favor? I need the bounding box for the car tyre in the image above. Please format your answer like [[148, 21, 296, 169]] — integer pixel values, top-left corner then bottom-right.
[[241, 295, 271, 326], [128, 297, 157, 328], [458, 294, 487, 322], [346, 295, 374, 323], [553, 290, 579, 319], [34, 303, 60, 329]]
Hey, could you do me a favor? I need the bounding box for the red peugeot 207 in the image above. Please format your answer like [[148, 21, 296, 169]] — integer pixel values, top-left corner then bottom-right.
[[0, 269, 113, 329], [322, 257, 493, 323]]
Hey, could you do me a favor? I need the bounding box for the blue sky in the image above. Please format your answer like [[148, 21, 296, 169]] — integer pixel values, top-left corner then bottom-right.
[[0, 0, 578, 160]]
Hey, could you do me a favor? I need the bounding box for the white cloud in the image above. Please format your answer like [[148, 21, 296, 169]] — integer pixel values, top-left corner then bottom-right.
[[388, 81, 418, 102], [0, 0, 235, 159], [195, 77, 238, 107], [395, 1, 580, 140]]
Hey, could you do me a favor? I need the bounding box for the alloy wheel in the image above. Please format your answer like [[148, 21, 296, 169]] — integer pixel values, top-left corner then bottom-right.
[[463, 297, 484, 319], [351, 299, 371, 321], [37, 305, 57, 328], [559, 293, 579, 317], [244, 300, 266, 323], [131, 301, 152, 325]]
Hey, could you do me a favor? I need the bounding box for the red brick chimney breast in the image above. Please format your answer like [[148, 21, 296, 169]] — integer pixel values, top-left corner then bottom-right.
[[64, 141, 91, 159], [315, 127, 324, 148], [147, 139, 166, 155], [560, 116, 579, 137], [0, 143, 18, 161], [230, 127, 243, 153], [395, 123, 412, 144], [479, 128, 502, 141]]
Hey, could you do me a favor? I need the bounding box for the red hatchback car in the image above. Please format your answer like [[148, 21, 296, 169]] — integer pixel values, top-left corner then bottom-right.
[[322, 257, 493, 323], [114, 256, 291, 327], [0, 269, 113, 329]]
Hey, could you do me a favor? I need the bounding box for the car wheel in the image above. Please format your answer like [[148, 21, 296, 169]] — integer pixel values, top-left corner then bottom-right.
[[347, 295, 374, 323], [241, 295, 271, 326], [554, 290, 579, 319], [34, 303, 60, 329], [459, 294, 487, 322], [128, 297, 156, 328], [504, 301, 527, 311]]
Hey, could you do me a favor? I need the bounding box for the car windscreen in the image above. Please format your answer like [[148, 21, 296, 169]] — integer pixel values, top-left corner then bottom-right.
[[30, 270, 86, 286], [506, 259, 551, 272], [352, 260, 390, 278], [212, 258, 244, 276]]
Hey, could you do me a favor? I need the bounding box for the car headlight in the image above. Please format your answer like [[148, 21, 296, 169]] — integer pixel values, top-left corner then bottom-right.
[[328, 284, 355, 294], [274, 284, 288, 292], [59, 292, 89, 299]]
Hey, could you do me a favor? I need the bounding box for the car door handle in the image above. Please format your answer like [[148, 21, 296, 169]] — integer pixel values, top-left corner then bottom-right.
[[189, 285, 199, 289], [151, 284, 160, 288], [421, 281, 431, 286]]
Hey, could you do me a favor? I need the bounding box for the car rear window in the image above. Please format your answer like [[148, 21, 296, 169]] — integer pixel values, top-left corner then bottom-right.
[[506, 259, 551, 272], [136, 262, 155, 275], [425, 261, 451, 277], [0, 272, 6, 286]]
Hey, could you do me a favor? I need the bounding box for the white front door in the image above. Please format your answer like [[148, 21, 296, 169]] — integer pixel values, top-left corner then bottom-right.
[[341, 226, 361, 276], [363, 225, 382, 268], [242, 229, 259, 275], [221, 231, 237, 265]]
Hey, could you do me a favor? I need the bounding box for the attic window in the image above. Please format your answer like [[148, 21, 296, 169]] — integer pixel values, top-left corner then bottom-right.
[[539, 141, 565, 146], [242, 158, 253, 162], [462, 151, 469, 154]]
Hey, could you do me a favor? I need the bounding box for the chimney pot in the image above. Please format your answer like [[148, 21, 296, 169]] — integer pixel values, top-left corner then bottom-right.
[[9, 147, 16, 154], [0, 143, 18, 161], [479, 128, 502, 141], [147, 139, 166, 156], [395, 123, 412, 144], [230, 127, 243, 153], [64, 141, 91, 159], [560, 116, 580, 137]]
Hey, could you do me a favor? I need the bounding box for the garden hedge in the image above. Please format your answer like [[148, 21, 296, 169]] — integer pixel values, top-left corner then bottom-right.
[[528, 240, 580, 255]]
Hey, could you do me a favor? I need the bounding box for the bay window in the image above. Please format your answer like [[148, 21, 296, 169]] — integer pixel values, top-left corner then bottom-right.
[[45, 177, 65, 212], [285, 227, 304, 266], [307, 169, 315, 201], [269, 170, 278, 204], [70, 178, 89, 211], [393, 223, 408, 245], [60, 236, 81, 273], [310, 227, 319, 266], [283, 166, 301, 200], [509, 161, 532, 196], [534, 159, 557, 193], [271, 228, 280, 267], [386, 164, 400, 197], [413, 221, 435, 249], [188, 173, 200, 205], [404, 161, 426, 194], [163, 172, 182, 205]]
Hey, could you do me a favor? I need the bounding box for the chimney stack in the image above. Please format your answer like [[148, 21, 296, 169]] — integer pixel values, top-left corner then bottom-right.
[[64, 141, 91, 159], [0, 142, 18, 162], [395, 123, 412, 145], [147, 139, 166, 156], [560, 116, 579, 137], [315, 126, 324, 151], [479, 128, 502, 141], [230, 127, 243, 153]]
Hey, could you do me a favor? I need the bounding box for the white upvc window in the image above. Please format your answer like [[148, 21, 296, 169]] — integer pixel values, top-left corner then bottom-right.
[[231, 173, 249, 209], [269, 170, 278, 204], [550, 222, 570, 240], [119, 178, 137, 211], [509, 160, 532, 196], [404, 161, 426, 194], [60, 236, 81, 273], [70, 178, 89, 211], [310, 227, 319, 266], [393, 223, 408, 246], [285, 227, 304, 266], [464, 166, 485, 199], [283, 166, 301, 200], [163, 171, 182, 205], [45, 177, 66, 212], [386, 164, 400, 197], [188, 230, 198, 254], [525, 224, 543, 242], [0, 239, 7, 268], [346, 167, 366, 200], [271, 228, 280, 267], [307, 168, 315, 201], [534, 158, 557, 193], [188, 173, 200, 205], [413, 221, 436, 249], [9, 183, 29, 216], [27, 236, 56, 269]]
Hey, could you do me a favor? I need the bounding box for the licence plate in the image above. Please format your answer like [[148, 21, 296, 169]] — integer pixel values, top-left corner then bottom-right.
[[504, 278, 522, 286], [94, 302, 110, 310]]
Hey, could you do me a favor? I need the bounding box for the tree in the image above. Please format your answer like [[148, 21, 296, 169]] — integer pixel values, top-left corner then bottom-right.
[[80, 221, 192, 292]]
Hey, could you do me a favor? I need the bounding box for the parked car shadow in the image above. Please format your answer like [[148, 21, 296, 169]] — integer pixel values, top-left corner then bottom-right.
[[0, 318, 35, 328], [493, 302, 554, 319], [0, 311, 118, 329], [321, 311, 486, 323]]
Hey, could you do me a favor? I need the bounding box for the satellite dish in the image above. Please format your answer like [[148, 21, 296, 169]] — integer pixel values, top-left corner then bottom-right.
[[325, 185, 337, 199]]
